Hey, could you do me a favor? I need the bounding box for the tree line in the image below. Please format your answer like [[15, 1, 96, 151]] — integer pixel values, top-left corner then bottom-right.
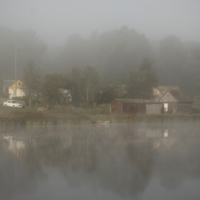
[[21, 57, 157, 107], [0, 26, 200, 100]]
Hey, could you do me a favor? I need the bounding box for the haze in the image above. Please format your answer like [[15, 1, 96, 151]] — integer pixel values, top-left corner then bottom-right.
[[1, 0, 200, 45]]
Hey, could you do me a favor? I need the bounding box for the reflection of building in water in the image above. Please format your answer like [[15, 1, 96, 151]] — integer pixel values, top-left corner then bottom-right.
[[110, 127, 181, 144], [3, 135, 25, 157]]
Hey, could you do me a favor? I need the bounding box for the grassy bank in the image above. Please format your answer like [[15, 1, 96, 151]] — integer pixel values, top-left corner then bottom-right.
[[1, 109, 200, 128], [1, 104, 200, 127]]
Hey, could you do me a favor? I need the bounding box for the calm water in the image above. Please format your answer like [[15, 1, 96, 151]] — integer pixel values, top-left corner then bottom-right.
[[1, 124, 200, 200]]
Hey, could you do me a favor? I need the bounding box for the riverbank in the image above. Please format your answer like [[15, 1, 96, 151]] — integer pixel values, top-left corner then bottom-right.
[[1, 111, 200, 127]]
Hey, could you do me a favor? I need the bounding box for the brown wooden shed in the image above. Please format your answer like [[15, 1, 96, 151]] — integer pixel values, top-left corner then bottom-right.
[[111, 86, 193, 114], [111, 99, 146, 114]]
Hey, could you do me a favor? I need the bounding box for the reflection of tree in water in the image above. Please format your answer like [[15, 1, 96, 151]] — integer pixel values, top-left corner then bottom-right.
[[156, 138, 200, 190], [2, 125, 200, 199], [58, 135, 156, 198], [126, 139, 156, 195]]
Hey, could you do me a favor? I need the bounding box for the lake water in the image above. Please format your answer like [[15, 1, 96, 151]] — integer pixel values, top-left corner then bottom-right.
[[1, 123, 200, 200]]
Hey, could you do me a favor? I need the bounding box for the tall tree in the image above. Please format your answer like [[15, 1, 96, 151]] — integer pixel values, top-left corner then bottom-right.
[[68, 67, 82, 106], [22, 60, 40, 107], [82, 66, 99, 103], [41, 73, 69, 105], [54, 27, 151, 84], [0, 78, 3, 97], [95, 86, 116, 104], [127, 58, 158, 99], [0, 27, 47, 80], [157, 35, 187, 86]]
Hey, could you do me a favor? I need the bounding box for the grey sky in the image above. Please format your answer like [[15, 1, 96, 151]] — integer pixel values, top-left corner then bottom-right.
[[0, 0, 200, 45]]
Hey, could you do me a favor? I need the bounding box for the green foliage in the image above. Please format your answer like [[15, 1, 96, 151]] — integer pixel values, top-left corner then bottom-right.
[[0, 79, 3, 97], [54, 27, 151, 84], [22, 60, 41, 107], [42, 73, 69, 105], [157, 35, 187, 86], [82, 65, 99, 103], [68, 67, 82, 106], [97, 26, 151, 84], [127, 58, 158, 99], [95, 86, 116, 104], [0, 27, 47, 79], [112, 81, 127, 98], [95, 82, 126, 104]]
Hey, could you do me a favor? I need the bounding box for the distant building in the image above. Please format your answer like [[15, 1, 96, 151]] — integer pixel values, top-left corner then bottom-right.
[[111, 99, 146, 114], [8, 80, 25, 99], [152, 86, 193, 114], [111, 86, 193, 114]]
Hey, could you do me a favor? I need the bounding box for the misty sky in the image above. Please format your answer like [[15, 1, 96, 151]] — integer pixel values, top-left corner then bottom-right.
[[0, 0, 200, 45]]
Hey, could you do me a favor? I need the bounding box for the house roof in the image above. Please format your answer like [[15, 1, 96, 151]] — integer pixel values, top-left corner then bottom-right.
[[9, 80, 23, 89], [155, 86, 192, 103], [114, 86, 192, 104]]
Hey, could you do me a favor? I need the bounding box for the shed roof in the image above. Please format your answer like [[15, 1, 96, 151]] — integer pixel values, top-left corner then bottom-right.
[[115, 99, 145, 104], [114, 86, 192, 104]]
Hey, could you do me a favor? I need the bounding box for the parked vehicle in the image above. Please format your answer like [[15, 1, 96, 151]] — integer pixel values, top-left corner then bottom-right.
[[3, 100, 23, 108]]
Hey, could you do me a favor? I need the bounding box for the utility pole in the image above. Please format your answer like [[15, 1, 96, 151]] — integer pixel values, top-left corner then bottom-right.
[[15, 50, 17, 81]]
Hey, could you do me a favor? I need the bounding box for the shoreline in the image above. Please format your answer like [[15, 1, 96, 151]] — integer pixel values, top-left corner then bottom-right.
[[0, 111, 200, 127]]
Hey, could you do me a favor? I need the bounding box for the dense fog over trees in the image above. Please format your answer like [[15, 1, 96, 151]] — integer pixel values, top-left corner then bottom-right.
[[0, 27, 47, 79], [0, 26, 200, 96]]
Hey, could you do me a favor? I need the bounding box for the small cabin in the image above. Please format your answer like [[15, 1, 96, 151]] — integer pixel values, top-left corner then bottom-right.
[[152, 86, 193, 114], [111, 99, 162, 114], [111, 86, 193, 114]]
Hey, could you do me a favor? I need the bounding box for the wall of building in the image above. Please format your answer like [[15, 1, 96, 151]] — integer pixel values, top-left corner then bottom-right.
[[123, 103, 146, 114], [146, 104, 162, 114], [9, 88, 25, 99], [111, 101, 123, 113]]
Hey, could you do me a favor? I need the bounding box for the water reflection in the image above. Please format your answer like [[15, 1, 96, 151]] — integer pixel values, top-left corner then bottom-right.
[[0, 124, 200, 199]]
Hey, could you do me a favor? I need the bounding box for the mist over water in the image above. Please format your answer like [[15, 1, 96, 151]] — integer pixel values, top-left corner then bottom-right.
[[1, 124, 200, 200], [1, 1, 200, 198]]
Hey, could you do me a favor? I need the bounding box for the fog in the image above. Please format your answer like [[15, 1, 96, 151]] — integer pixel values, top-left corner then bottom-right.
[[1, 0, 200, 45], [1, 124, 200, 200], [1, 0, 200, 100]]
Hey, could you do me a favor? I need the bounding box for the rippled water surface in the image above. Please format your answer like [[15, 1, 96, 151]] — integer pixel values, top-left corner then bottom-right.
[[1, 124, 200, 200]]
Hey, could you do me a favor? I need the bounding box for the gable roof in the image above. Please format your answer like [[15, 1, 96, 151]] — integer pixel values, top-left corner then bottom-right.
[[153, 86, 192, 103], [113, 86, 193, 104], [9, 80, 23, 89]]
